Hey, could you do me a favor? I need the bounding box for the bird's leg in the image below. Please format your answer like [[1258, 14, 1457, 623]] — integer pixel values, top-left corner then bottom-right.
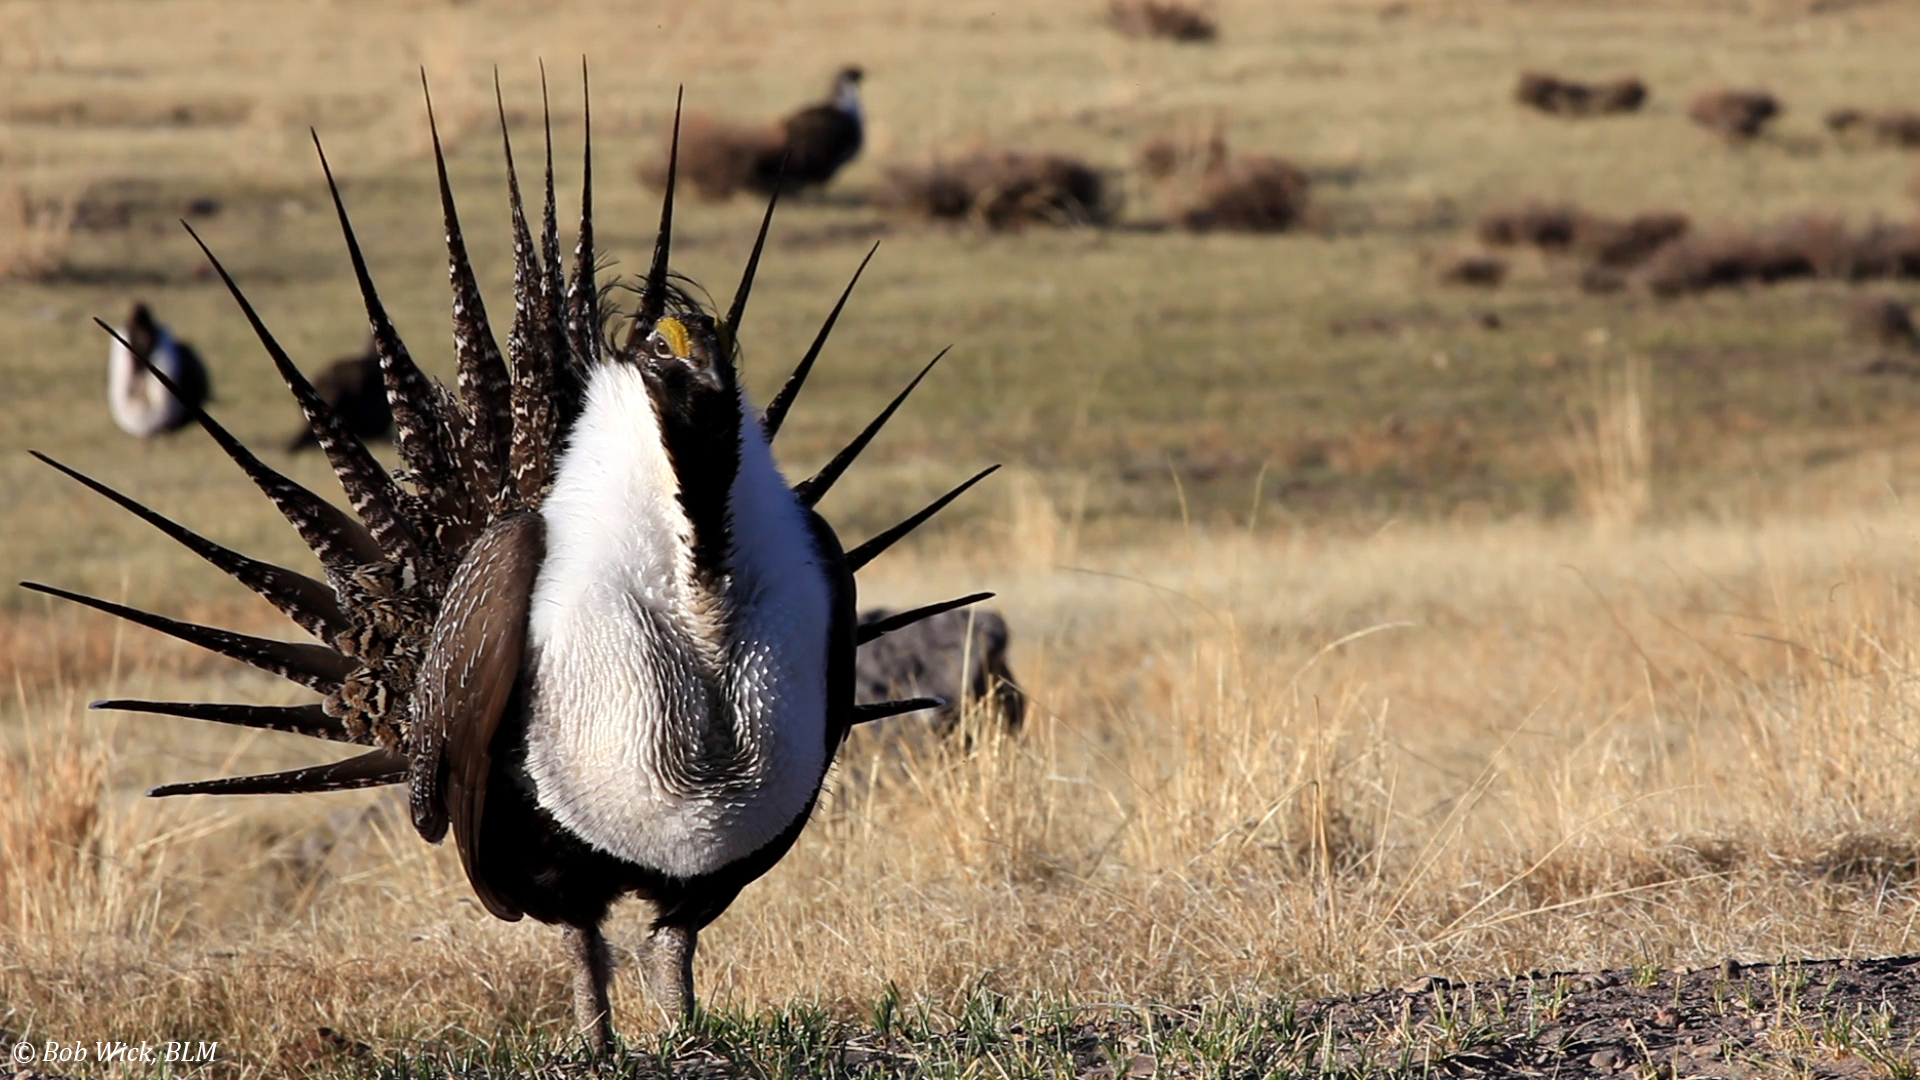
[[563, 923, 614, 1054], [642, 923, 697, 1022]]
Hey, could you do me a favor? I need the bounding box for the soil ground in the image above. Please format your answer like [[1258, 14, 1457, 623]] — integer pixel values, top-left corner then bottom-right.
[[12, 955, 1905, 1078]]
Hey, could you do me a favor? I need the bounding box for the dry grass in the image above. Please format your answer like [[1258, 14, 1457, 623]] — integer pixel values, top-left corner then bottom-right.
[[1558, 354, 1651, 534], [8, 510, 1920, 1068], [0, 184, 76, 280]]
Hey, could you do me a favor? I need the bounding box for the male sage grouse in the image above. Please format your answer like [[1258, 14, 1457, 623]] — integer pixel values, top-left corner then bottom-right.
[[24, 73, 994, 1051], [107, 301, 211, 437]]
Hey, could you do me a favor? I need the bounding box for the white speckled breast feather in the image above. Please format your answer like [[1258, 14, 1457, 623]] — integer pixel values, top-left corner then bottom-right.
[[524, 364, 832, 879], [108, 330, 192, 437]]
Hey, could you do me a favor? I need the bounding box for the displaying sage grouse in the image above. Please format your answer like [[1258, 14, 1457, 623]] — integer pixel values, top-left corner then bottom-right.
[[288, 337, 393, 451], [855, 606, 1025, 735], [107, 301, 210, 436], [25, 76, 994, 1051], [767, 66, 865, 192]]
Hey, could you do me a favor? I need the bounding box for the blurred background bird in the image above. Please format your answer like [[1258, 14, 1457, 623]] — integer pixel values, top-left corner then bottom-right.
[[106, 301, 209, 437], [286, 336, 392, 451], [651, 66, 865, 199]]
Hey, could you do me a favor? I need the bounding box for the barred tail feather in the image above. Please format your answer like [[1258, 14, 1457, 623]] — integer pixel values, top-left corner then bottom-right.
[[565, 58, 602, 372], [31, 452, 349, 640], [148, 748, 408, 798], [425, 75, 513, 514], [182, 224, 429, 564], [535, 65, 583, 429], [499, 74, 560, 502], [313, 131, 475, 545], [19, 583, 358, 692], [93, 699, 350, 741]]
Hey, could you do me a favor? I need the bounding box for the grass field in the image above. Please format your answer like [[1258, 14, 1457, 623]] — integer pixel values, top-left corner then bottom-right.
[[6, 0, 1920, 1074]]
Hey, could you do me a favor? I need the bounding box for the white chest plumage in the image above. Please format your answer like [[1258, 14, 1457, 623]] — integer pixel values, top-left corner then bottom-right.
[[107, 331, 190, 437], [525, 363, 833, 879]]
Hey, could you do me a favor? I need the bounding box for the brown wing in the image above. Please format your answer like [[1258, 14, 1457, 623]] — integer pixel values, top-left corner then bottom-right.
[[775, 105, 861, 187], [409, 513, 545, 921]]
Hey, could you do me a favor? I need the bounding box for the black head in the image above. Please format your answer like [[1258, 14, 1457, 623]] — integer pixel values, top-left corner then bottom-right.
[[635, 311, 735, 403], [835, 67, 864, 90], [126, 302, 157, 355]]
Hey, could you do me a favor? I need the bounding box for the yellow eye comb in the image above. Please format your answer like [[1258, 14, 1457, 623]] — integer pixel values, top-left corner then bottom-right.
[[655, 316, 690, 359]]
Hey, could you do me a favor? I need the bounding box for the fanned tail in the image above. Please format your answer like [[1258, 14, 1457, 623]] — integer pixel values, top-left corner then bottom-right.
[[35, 74, 1002, 819]]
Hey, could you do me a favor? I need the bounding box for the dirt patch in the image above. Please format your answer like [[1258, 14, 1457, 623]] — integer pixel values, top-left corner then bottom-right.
[[1299, 956, 1920, 1078]]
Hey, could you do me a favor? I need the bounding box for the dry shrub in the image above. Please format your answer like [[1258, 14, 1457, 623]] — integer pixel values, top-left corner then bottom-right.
[[1181, 155, 1310, 232], [1479, 202, 1689, 269], [1639, 215, 1920, 297], [1847, 295, 1918, 350], [1105, 0, 1217, 43], [1576, 211, 1691, 269], [1559, 354, 1650, 534], [1513, 71, 1647, 117], [0, 184, 76, 280], [1478, 201, 1581, 249], [1688, 86, 1781, 139], [1825, 106, 1920, 148], [1851, 220, 1920, 278], [639, 113, 784, 200], [883, 152, 1112, 228], [1439, 252, 1507, 287]]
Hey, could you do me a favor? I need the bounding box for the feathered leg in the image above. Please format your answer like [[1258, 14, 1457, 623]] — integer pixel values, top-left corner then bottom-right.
[[642, 923, 696, 1023], [564, 923, 615, 1054]]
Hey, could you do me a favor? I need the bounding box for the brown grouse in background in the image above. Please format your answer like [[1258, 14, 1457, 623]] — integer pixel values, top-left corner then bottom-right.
[[287, 338, 391, 451], [664, 67, 866, 199]]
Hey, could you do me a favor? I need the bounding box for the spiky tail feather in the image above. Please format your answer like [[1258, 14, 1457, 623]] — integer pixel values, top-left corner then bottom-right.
[[33, 76, 995, 802]]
